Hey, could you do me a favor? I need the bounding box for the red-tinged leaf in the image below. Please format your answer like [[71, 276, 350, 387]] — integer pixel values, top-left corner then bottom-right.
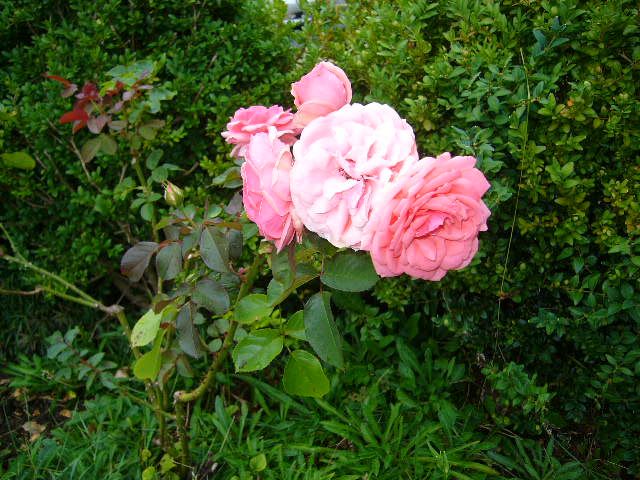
[[60, 109, 89, 124], [61, 84, 78, 98], [110, 101, 124, 113], [121, 241, 159, 282], [72, 120, 88, 134], [44, 73, 71, 86], [87, 115, 109, 134], [77, 82, 99, 100]]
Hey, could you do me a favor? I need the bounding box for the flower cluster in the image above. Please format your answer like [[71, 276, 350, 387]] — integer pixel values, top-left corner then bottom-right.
[[222, 62, 490, 280]]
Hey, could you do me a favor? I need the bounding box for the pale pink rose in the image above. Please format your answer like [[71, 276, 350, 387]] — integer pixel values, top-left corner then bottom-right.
[[241, 132, 303, 252], [361, 153, 491, 280], [291, 61, 352, 128], [290, 102, 419, 248], [222, 105, 297, 157]]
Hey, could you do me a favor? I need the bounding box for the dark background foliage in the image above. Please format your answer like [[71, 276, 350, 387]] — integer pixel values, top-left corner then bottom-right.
[[1, 0, 639, 477], [1, 0, 296, 354]]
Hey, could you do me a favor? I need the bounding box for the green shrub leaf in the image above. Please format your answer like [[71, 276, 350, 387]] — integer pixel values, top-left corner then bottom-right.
[[133, 330, 165, 380], [1, 151, 35, 170], [282, 350, 330, 398], [176, 305, 202, 359], [234, 294, 273, 324], [304, 292, 343, 368], [321, 251, 378, 292], [232, 329, 283, 372], [199, 226, 229, 272], [155, 242, 182, 280], [131, 308, 163, 348], [284, 311, 306, 340], [192, 278, 229, 314]]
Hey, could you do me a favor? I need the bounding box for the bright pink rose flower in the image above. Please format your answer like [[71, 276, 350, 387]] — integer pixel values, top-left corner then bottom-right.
[[290, 102, 419, 248], [222, 105, 297, 158], [291, 61, 352, 128], [241, 132, 303, 252], [362, 153, 491, 281]]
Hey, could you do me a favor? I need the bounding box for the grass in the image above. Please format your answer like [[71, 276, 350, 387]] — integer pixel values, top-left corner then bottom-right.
[[1, 338, 598, 480]]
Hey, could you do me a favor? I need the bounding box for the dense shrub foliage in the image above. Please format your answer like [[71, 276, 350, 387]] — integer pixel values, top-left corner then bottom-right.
[[1, 0, 639, 478], [300, 0, 640, 470], [1, 0, 296, 349]]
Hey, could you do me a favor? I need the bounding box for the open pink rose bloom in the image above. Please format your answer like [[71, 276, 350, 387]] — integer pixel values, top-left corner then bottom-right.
[[290, 102, 418, 249], [362, 153, 491, 280], [222, 105, 297, 158], [240, 132, 302, 252], [223, 61, 491, 280]]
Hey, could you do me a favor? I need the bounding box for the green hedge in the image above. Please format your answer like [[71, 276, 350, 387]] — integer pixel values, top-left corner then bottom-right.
[[0, 0, 296, 351], [298, 0, 640, 471]]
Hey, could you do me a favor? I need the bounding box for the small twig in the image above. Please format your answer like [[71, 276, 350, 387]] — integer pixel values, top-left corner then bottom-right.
[[0, 287, 43, 296], [69, 138, 100, 191]]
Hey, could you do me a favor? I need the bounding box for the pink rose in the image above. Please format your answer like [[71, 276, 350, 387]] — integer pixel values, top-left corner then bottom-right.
[[290, 103, 419, 248], [362, 153, 491, 280], [222, 105, 297, 158], [291, 61, 352, 128], [241, 132, 302, 252]]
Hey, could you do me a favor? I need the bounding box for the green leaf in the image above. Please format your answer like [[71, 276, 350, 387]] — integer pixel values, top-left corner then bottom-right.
[[131, 309, 162, 347], [304, 292, 343, 368], [321, 251, 378, 292], [150, 165, 168, 183], [284, 311, 306, 340], [147, 86, 176, 113], [176, 306, 202, 358], [155, 242, 182, 280], [140, 203, 154, 221], [146, 149, 164, 170], [1, 151, 35, 170], [232, 329, 283, 372], [249, 453, 267, 472], [192, 278, 230, 314], [282, 350, 330, 398], [234, 294, 273, 324], [99, 133, 117, 155], [159, 453, 176, 474], [227, 229, 243, 260], [133, 330, 165, 380], [200, 226, 229, 272], [81, 137, 102, 163], [139, 125, 157, 140]]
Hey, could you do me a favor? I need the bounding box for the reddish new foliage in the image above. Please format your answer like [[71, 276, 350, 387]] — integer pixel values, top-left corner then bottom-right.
[[46, 72, 146, 134]]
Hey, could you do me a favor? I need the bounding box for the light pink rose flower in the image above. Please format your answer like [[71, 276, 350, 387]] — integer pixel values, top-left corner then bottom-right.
[[362, 153, 491, 280], [291, 61, 352, 128], [241, 132, 303, 252], [290, 102, 419, 248], [222, 105, 297, 158]]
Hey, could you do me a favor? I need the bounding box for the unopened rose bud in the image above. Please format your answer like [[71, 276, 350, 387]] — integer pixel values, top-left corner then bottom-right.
[[164, 181, 184, 207]]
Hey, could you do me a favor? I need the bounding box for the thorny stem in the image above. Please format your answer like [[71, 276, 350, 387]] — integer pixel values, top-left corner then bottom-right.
[[173, 254, 265, 471], [132, 156, 160, 245], [174, 400, 190, 478]]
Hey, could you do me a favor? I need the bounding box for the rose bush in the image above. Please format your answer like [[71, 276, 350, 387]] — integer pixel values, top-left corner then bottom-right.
[[224, 62, 491, 280]]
